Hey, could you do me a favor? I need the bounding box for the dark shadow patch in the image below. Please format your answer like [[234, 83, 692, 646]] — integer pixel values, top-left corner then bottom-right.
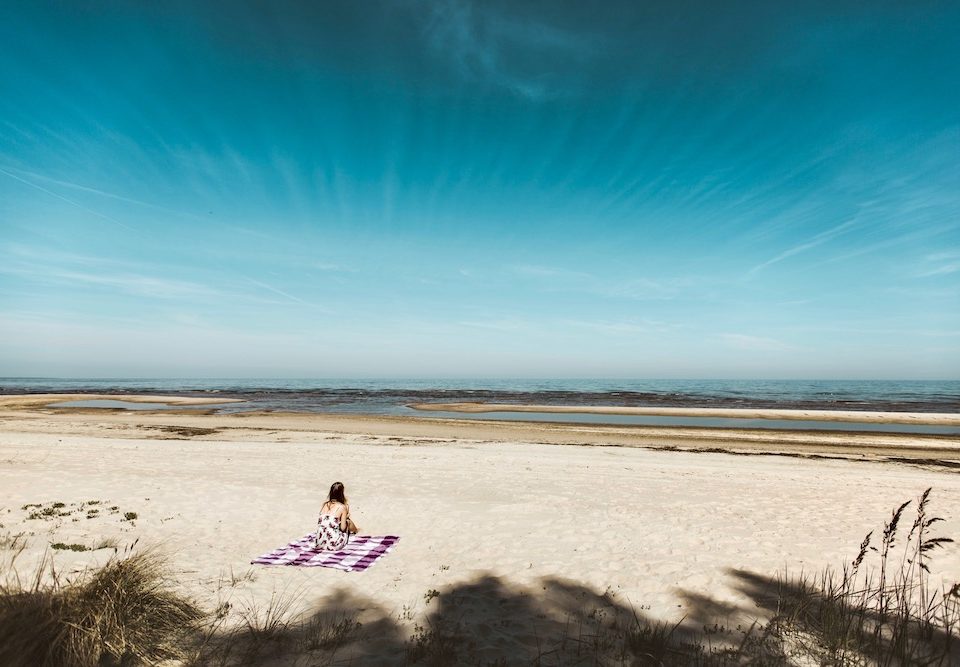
[[149, 426, 222, 438]]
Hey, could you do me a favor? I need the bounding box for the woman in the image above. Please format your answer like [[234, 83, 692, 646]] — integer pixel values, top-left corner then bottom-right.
[[315, 481, 359, 551]]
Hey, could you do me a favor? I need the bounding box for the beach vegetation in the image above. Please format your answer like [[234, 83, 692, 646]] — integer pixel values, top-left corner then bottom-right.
[[757, 487, 960, 664], [0, 532, 25, 551], [0, 549, 203, 667], [299, 612, 363, 651], [216, 565, 257, 589]]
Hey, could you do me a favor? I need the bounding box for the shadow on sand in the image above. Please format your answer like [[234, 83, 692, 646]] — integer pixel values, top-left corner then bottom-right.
[[190, 564, 956, 666]]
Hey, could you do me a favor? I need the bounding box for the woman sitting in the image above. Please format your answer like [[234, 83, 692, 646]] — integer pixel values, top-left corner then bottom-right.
[[315, 481, 359, 551]]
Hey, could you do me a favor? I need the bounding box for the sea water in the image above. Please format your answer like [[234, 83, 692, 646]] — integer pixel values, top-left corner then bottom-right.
[[3, 377, 957, 416]]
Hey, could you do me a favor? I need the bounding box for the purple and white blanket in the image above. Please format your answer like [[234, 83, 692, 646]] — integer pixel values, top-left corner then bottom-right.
[[251, 534, 400, 572]]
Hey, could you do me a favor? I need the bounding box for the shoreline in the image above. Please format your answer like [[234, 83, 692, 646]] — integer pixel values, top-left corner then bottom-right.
[[4, 392, 959, 425], [0, 393, 958, 461]]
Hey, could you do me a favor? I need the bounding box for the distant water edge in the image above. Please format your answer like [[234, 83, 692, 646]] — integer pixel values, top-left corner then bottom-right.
[[1, 378, 958, 415]]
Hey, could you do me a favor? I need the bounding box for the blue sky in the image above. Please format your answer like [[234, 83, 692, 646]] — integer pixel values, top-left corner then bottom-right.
[[1, 1, 958, 378]]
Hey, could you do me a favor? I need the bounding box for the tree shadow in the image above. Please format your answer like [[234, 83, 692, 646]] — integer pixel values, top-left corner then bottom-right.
[[727, 567, 960, 666], [190, 572, 787, 666], [188, 559, 959, 666]]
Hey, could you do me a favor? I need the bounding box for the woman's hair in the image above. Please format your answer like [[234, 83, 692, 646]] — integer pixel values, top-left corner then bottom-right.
[[327, 481, 347, 504]]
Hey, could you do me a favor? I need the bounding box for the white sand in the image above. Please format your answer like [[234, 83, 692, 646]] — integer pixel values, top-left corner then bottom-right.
[[1, 399, 958, 663], [411, 401, 960, 425]]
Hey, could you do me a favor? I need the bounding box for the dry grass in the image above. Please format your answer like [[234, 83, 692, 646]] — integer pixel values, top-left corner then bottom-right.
[[761, 487, 960, 665], [0, 548, 203, 667]]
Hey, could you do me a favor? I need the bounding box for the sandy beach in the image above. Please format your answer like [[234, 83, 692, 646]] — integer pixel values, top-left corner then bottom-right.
[[2, 395, 959, 663], [410, 401, 960, 425]]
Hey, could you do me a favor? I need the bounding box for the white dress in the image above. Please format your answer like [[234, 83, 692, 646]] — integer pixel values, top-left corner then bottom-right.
[[315, 505, 349, 551]]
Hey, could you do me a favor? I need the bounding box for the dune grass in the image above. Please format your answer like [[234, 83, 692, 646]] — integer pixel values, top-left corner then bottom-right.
[[0, 549, 203, 667], [758, 487, 960, 664]]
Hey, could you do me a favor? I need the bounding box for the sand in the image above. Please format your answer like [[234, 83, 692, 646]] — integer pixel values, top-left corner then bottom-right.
[[410, 401, 960, 425], [1, 395, 959, 663]]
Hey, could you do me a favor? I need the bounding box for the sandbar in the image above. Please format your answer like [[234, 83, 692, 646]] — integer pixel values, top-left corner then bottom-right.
[[410, 401, 960, 425]]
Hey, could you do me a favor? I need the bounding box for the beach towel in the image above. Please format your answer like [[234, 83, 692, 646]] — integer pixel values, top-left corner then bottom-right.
[[251, 533, 399, 572]]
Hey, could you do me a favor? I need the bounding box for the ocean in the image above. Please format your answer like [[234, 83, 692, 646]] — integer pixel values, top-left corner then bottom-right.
[[2, 377, 957, 414]]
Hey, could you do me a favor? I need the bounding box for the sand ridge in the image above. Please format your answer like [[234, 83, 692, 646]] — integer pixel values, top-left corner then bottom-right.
[[410, 401, 960, 425]]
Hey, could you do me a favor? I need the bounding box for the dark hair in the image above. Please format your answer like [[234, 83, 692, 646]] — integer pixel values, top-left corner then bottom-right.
[[328, 481, 347, 504]]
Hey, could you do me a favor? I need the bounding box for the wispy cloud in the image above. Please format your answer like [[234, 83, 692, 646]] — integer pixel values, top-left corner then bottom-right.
[[513, 264, 593, 280], [458, 318, 531, 332], [718, 333, 796, 351], [916, 251, 960, 277], [243, 277, 329, 311], [0, 244, 331, 309], [747, 218, 860, 277], [0, 166, 137, 232], [511, 264, 685, 300], [560, 318, 679, 335], [0, 165, 207, 222], [0, 263, 222, 299], [422, 0, 591, 99]]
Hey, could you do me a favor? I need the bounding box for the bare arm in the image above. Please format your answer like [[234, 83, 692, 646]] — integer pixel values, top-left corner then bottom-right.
[[342, 503, 358, 533]]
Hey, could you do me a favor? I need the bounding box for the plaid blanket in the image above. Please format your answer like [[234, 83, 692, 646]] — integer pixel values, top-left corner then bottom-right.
[[251, 533, 399, 572]]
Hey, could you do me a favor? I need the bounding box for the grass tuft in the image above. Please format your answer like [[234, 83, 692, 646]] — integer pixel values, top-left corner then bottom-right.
[[0, 549, 204, 667], [760, 487, 960, 665]]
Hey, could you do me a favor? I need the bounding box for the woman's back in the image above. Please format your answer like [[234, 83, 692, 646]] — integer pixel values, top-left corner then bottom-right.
[[320, 500, 346, 518]]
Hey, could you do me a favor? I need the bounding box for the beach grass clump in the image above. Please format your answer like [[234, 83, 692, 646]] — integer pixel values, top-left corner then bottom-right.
[[0, 550, 204, 667], [299, 612, 362, 652], [765, 487, 959, 665], [406, 618, 470, 665]]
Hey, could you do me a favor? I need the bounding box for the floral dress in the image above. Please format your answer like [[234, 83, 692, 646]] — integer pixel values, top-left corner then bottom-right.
[[315, 507, 349, 552]]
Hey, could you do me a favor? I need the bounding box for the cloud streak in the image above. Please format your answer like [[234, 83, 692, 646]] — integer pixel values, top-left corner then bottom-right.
[[917, 251, 960, 277], [422, 0, 591, 99], [0, 166, 137, 232], [747, 218, 860, 277], [719, 333, 796, 352]]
